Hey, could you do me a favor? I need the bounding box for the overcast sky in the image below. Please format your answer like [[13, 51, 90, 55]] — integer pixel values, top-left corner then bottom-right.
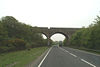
[[0, 0, 100, 41]]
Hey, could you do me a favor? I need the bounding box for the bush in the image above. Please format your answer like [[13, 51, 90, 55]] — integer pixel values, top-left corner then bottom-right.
[[0, 38, 27, 53], [0, 46, 9, 53], [13, 38, 27, 50]]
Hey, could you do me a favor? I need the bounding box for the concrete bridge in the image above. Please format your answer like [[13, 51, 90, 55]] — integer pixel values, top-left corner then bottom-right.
[[39, 27, 81, 45]]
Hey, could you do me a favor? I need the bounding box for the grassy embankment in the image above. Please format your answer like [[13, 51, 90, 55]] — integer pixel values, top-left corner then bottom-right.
[[0, 47, 48, 67]]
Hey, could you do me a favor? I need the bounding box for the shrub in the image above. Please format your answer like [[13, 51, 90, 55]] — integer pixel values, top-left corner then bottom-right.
[[0, 38, 27, 53], [13, 38, 27, 50]]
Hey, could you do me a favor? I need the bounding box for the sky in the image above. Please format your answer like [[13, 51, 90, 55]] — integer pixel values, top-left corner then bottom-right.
[[0, 0, 100, 41]]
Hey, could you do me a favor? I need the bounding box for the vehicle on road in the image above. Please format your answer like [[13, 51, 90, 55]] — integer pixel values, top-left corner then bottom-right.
[[59, 41, 63, 47]]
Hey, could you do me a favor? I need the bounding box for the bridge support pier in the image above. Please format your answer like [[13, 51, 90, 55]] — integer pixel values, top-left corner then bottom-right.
[[48, 39, 50, 46], [47, 37, 50, 46]]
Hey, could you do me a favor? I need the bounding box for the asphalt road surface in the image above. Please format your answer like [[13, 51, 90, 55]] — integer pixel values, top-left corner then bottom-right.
[[38, 46, 100, 67]]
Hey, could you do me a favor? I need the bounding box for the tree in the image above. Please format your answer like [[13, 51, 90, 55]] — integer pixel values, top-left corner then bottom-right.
[[0, 16, 48, 53], [69, 15, 100, 50]]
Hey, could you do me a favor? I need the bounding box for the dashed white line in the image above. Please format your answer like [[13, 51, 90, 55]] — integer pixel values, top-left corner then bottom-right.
[[81, 59, 96, 67], [59, 47, 77, 57], [45, 47, 96, 67], [64, 50, 69, 52], [59, 47, 69, 53], [59, 47, 96, 67], [69, 53, 77, 57], [38, 47, 52, 67]]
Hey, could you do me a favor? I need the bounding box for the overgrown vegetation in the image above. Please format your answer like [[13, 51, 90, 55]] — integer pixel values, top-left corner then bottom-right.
[[0, 16, 47, 53], [64, 15, 100, 50]]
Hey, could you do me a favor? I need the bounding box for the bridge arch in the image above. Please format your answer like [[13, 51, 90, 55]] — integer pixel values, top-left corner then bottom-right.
[[49, 32, 69, 39], [41, 32, 48, 39], [39, 27, 80, 46]]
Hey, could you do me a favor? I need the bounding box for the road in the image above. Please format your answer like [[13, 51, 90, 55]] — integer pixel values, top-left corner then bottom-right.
[[38, 46, 100, 67]]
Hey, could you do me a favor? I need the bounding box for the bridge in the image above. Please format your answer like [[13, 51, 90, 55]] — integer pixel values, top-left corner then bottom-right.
[[39, 27, 81, 45]]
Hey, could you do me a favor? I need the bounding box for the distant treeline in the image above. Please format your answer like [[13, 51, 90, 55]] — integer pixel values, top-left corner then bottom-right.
[[0, 16, 48, 53], [64, 15, 100, 50]]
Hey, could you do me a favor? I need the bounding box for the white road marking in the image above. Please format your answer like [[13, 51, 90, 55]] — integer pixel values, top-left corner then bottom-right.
[[49, 47, 97, 67], [38, 47, 52, 67], [59, 47, 77, 57], [69, 53, 77, 57], [59, 47, 69, 53], [65, 50, 69, 53], [81, 59, 96, 67], [60, 47, 96, 67]]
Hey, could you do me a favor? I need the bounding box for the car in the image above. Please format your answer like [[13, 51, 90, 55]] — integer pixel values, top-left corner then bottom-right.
[[59, 41, 63, 47]]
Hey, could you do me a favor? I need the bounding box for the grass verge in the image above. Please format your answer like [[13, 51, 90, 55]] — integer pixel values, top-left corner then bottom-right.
[[0, 47, 48, 67]]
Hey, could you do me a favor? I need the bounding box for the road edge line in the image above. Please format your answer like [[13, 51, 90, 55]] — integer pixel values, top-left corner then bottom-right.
[[38, 47, 52, 67]]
